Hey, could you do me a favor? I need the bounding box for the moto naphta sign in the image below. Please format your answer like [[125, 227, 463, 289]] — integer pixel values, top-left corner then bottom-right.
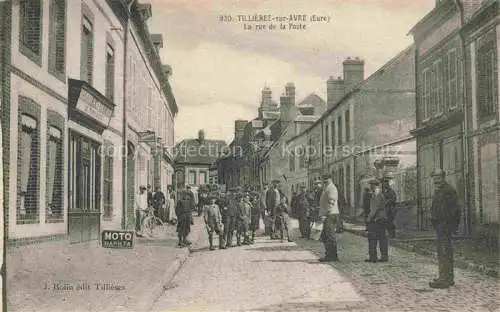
[[101, 231, 134, 249]]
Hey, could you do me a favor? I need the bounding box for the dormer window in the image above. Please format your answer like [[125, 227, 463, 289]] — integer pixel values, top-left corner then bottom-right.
[[137, 3, 152, 22]]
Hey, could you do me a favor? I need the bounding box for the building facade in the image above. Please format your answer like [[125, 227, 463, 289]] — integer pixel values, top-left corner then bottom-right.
[[408, 0, 499, 234], [295, 49, 416, 220], [2, 0, 177, 243], [174, 130, 226, 190], [462, 0, 499, 234]]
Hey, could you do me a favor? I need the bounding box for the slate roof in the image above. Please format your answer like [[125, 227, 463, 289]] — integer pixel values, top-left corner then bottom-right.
[[174, 138, 227, 165]]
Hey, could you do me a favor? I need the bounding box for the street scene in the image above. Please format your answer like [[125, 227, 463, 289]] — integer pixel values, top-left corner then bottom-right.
[[1, 0, 499, 311]]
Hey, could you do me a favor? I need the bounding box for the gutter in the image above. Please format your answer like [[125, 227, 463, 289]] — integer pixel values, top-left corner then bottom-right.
[[454, 0, 471, 236], [122, 0, 136, 230]]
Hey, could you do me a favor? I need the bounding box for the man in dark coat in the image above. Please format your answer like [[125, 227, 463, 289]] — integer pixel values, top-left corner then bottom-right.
[[223, 189, 238, 247], [365, 178, 388, 263], [147, 184, 153, 208], [152, 186, 166, 221], [249, 187, 261, 243], [296, 185, 311, 239], [429, 168, 460, 289], [382, 176, 397, 238], [175, 189, 195, 247], [362, 187, 372, 226]]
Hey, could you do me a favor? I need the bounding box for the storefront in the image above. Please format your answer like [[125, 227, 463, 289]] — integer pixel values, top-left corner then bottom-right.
[[67, 79, 115, 243]]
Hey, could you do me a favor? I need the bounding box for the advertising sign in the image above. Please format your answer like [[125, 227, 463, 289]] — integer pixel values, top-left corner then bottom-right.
[[101, 230, 134, 249]]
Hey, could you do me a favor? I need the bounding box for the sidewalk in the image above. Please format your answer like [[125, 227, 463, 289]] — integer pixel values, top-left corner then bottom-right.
[[343, 222, 499, 277], [6, 216, 205, 312]]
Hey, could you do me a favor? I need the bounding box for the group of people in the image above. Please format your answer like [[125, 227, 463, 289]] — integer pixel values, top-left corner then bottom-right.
[[135, 184, 176, 238]]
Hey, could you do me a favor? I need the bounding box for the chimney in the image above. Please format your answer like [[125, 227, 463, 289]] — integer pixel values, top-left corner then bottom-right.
[[285, 82, 296, 106], [150, 34, 164, 53], [327, 76, 345, 109], [198, 129, 205, 142], [343, 57, 365, 92], [280, 94, 295, 122], [260, 86, 274, 108], [137, 3, 152, 22], [234, 120, 248, 141]]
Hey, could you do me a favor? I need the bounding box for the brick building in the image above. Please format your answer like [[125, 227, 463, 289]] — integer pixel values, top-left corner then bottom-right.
[[288, 48, 416, 220], [1, 0, 177, 244]]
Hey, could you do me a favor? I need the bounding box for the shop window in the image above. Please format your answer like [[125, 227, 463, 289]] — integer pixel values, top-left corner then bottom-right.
[[46, 125, 64, 223], [324, 124, 329, 150], [48, 0, 66, 79], [17, 112, 40, 224], [81, 13, 94, 84], [330, 120, 335, 150], [345, 109, 350, 142], [19, 0, 43, 65], [199, 171, 207, 185], [337, 115, 342, 145]]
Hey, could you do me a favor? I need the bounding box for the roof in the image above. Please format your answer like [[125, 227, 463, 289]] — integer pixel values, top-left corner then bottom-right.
[[294, 115, 320, 123], [262, 111, 280, 120], [174, 138, 227, 165], [298, 93, 325, 107]]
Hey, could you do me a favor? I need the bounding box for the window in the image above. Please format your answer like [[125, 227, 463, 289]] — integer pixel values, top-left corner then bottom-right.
[[81, 15, 94, 84], [346, 163, 351, 207], [429, 66, 437, 116], [199, 171, 207, 185], [188, 170, 196, 185], [345, 109, 350, 142], [19, 0, 43, 64], [435, 60, 444, 114], [337, 115, 342, 145], [447, 49, 458, 110], [103, 150, 113, 220], [331, 120, 335, 151], [324, 124, 329, 150], [46, 125, 63, 223], [48, 0, 66, 78], [105, 43, 115, 101], [17, 113, 40, 224], [420, 69, 431, 120], [289, 150, 295, 172], [299, 146, 305, 169], [476, 31, 498, 120]]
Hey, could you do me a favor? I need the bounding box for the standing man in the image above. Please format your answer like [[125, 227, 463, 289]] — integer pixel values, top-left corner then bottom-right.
[[366, 178, 389, 263], [147, 184, 154, 209], [175, 188, 195, 247], [266, 181, 281, 239], [318, 173, 340, 262], [135, 186, 148, 237], [429, 168, 460, 289], [382, 176, 397, 238], [204, 195, 223, 250], [236, 193, 252, 246], [297, 185, 311, 239], [249, 186, 261, 243], [362, 186, 372, 226], [309, 179, 322, 231], [152, 186, 166, 222], [277, 196, 293, 242], [223, 189, 237, 248], [261, 184, 269, 235]]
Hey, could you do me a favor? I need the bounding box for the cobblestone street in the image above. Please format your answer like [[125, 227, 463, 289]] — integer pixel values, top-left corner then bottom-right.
[[150, 222, 499, 312]]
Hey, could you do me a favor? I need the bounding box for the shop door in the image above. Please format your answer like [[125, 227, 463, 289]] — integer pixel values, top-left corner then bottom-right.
[[68, 132, 101, 243]]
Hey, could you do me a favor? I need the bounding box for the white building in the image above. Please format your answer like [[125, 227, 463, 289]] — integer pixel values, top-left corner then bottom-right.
[[1, 0, 177, 244]]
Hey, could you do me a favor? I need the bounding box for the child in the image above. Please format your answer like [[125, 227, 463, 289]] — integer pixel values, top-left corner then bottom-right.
[[236, 194, 252, 246], [203, 196, 223, 250]]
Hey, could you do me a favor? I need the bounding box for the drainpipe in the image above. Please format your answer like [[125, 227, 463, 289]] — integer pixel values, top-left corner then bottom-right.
[[454, 0, 470, 237], [122, 0, 136, 230]]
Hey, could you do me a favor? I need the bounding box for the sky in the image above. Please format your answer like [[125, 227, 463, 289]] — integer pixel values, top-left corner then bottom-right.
[[148, 0, 435, 144]]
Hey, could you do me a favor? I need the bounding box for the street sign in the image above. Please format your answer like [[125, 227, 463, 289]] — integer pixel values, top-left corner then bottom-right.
[[101, 230, 134, 249]]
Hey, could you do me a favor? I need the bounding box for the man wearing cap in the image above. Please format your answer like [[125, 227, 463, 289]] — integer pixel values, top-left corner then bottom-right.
[[429, 168, 460, 289], [296, 184, 311, 239], [203, 195, 223, 250], [266, 181, 281, 239], [175, 188, 196, 247], [260, 184, 269, 235], [309, 179, 322, 230], [223, 188, 238, 247], [318, 173, 340, 262], [366, 178, 388, 263], [382, 174, 397, 238]]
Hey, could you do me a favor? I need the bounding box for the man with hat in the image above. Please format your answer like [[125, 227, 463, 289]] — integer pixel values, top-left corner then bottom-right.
[[429, 168, 460, 289], [382, 172, 397, 238], [296, 184, 311, 239], [223, 188, 238, 247], [266, 180, 281, 239], [365, 177, 388, 262], [260, 183, 270, 235], [318, 173, 340, 261], [308, 179, 322, 231], [135, 185, 148, 237]]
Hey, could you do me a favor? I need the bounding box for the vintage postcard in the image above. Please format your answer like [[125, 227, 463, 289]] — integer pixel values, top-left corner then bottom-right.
[[1, 0, 499, 311]]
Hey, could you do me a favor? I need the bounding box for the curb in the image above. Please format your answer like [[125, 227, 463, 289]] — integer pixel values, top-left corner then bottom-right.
[[344, 228, 499, 278], [141, 218, 206, 312]]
